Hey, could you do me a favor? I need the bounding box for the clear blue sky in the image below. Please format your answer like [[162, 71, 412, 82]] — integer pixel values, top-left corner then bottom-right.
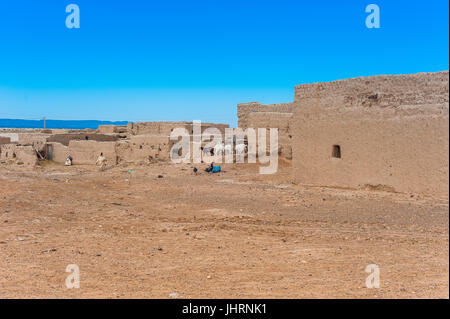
[[0, 0, 448, 126]]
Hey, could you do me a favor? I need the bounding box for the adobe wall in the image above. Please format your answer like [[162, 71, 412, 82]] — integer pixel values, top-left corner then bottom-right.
[[18, 133, 51, 152], [0, 144, 38, 166], [127, 122, 192, 135], [68, 140, 118, 165], [47, 142, 70, 164], [237, 102, 293, 129], [98, 125, 128, 134], [127, 122, 229, 136], [245, 112, 293, 159], [236, 103, 294, 159], [292, 71, 449, 197], [47, 133, 118, 146], [0, 133, 19, 142], [0, 137, 11, 145], [116, 134, 175, 163]]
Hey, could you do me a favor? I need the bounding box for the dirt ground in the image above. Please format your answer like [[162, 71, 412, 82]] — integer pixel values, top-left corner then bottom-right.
[[0, 160, 448, 299]]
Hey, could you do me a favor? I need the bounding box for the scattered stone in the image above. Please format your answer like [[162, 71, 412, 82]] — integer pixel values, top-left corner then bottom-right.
[[41, 248, 57, 253], [207, 275, 212, 279], [168, 292, 179, 298], [157, 247, 163, 251]]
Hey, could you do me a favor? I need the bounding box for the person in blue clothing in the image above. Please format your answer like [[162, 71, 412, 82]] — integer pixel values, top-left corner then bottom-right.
[[205, 162, 221, 173]]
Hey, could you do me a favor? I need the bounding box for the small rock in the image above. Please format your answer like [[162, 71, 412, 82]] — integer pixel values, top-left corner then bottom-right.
[[168, 292, 179, 298], [41, 248, 57, 253], [207, 275, 212, 279]]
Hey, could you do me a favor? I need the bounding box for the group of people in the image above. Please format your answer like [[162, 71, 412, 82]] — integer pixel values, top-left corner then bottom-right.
[[64, 153, 107, 171], [64, 141, 244, 173]]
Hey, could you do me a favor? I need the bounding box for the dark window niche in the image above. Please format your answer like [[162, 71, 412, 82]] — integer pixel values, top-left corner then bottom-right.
[[332, 145, 341, 159]]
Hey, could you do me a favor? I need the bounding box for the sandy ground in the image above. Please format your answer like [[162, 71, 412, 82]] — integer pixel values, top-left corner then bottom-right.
[[0, 161, 448, 299]]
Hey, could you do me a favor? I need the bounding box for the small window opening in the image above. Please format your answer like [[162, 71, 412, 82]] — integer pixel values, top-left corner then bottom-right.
[[332, 145, 341, 158]]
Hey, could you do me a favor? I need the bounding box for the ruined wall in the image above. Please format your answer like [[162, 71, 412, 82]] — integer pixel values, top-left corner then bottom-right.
[[127, 122, 229, 136], [0, 137, 11, 145], [237, 102, 293, 129], [0, 133, 19, 142], [0, 144, 38, 166], [47, 133, 118, 146], [49, 140, 117, 165], [127, 122, 192, 135], [116, 134, 174, 163], [68, 140, 118, 165], [236, 103, 294, 159], [50, 135, 176, 165], [98, 125, 128, 134], [47, 142, 70, 164], [245, 112, 293, 159], [292, 71, 449, 197], [18, 133, 51, 152]]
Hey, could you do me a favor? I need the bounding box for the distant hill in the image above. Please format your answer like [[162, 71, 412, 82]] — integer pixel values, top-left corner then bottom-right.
[[0, 119, 128, 129]]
